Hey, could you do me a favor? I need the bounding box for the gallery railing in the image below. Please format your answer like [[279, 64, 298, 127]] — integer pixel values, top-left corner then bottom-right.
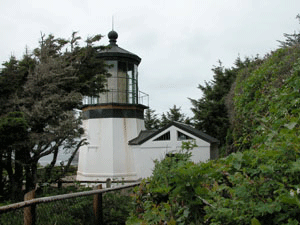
[[83, 90, 149, 106]]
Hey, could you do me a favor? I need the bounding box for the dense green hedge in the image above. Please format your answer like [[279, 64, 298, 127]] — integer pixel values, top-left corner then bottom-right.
[[127, 46, 300, 224]]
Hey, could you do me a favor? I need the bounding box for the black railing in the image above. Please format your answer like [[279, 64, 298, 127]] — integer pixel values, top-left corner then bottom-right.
[[83, 90, 149, 106]]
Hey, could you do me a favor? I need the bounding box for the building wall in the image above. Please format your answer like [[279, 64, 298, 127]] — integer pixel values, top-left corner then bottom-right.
[[77, 120, 214, 181], [77, 117, 145, 181], [131, 126, 211, 178]]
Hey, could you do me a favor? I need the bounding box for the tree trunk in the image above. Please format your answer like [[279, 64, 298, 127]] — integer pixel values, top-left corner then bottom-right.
[[3, 149, 25, 201], [25, 166, 34, 193], [0, 153, 3, 198], [24, 149, 36, 193], [64, 139, 86, 174], [45, 147, 59, 182], [6, 150, 17, 201], [14, 149, 24, 201], [25, 163, 38, 193], [31, 163, 38, 190]]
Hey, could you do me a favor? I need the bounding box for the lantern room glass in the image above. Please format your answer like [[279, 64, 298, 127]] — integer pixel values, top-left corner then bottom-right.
[[117, 61, 138, 104], [83, 61, 140, 105]]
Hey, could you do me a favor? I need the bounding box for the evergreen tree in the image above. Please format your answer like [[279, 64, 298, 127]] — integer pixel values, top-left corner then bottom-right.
[[0, 112, 29, 200], [0, 32, 108, 200], [190, 61, 237, 149], [190, 57, 263, 154], [144, 108, 160, 130], [278, 14, 300, 47], [159, 105, 190, 128], [160, 112, 169, 128]]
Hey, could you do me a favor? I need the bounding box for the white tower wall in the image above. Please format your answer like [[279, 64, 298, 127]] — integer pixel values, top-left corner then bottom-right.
[[77, 116, 145, 181]]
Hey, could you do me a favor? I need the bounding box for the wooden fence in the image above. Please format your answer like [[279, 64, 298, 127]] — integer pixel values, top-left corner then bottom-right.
[[0, 180, 142, 225]]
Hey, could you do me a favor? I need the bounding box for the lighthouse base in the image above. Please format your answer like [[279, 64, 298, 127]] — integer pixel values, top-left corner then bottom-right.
[[76, 104, 146, 184]]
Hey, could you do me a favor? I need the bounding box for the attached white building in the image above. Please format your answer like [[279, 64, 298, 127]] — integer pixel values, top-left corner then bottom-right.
[[76, 30, 219, 183], [129, 121, 219, 178]]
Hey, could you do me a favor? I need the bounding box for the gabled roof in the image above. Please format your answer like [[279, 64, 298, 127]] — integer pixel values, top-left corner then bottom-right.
[[128, 121, 219, 145]]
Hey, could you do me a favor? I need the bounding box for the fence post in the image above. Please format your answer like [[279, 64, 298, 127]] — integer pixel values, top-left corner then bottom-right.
[[93, 184, 103, 225], [106, 178, 111, 188], [24, 189, 36, 225]]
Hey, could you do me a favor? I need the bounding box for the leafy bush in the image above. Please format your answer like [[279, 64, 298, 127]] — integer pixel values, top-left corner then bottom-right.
[[127, 45, 300, 224], [128, 145, 207, 224], [128, 146, 300, 224]]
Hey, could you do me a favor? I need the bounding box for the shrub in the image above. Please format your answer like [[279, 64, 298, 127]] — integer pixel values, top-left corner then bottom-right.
[[127, 46, 300, 224]]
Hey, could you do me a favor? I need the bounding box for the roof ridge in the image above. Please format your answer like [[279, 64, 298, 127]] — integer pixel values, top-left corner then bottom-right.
[[128, 122, 219, 145]]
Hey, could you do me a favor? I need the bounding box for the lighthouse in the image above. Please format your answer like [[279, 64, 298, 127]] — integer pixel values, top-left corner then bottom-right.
[[76, 30, 148, 182]]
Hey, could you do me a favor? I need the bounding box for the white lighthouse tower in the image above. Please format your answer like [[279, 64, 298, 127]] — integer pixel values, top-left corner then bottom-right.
[[76, 30, 148, 182]]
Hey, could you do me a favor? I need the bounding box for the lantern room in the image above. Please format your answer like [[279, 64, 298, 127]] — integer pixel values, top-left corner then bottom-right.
[[83, 30, 147, 106]]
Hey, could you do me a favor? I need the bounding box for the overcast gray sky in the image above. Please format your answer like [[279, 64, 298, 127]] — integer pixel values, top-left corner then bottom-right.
[[1, 0, 300, 117]]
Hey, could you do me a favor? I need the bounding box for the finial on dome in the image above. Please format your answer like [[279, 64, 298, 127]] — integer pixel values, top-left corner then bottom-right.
[[108, 16, 118, 45], [108, 30, 118, 45]]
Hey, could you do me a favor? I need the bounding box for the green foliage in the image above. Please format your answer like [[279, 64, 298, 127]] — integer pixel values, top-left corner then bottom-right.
[[103, 191, 135, 225], [1, 187, 134, 225], [38, 190, 133, 225], [36, 196, 95, 225], [190, 56, 266, 155], [0, 32, 108, 200], [35, 165, 77, 189], [128, 144, 207, 224], [160, 105, 191, 128], [129, 140, 300, 224], [278, 14, 300, 48], [233, 45, 300, 151], [146, 105, 192, 130], [0, 112, 28, 149], [144, 108, 160, 130], [128, 43, 300, 224]]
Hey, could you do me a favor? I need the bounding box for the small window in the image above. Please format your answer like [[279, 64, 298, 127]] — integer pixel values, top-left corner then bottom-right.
[[154, 131, 170, 141], [177, 131, 193, 141]]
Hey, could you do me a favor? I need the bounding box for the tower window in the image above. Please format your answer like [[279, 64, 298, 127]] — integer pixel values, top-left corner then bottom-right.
[[177, 131, 193, 141], [154, 131, 170, 141]]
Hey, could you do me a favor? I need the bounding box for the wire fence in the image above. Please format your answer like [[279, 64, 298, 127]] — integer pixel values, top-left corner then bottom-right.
[[0, 181, 141, 225], [1, 195, 95, 225]]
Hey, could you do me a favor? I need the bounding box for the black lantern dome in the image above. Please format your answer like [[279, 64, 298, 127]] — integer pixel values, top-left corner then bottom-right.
[[97, 30, 141, 65]]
